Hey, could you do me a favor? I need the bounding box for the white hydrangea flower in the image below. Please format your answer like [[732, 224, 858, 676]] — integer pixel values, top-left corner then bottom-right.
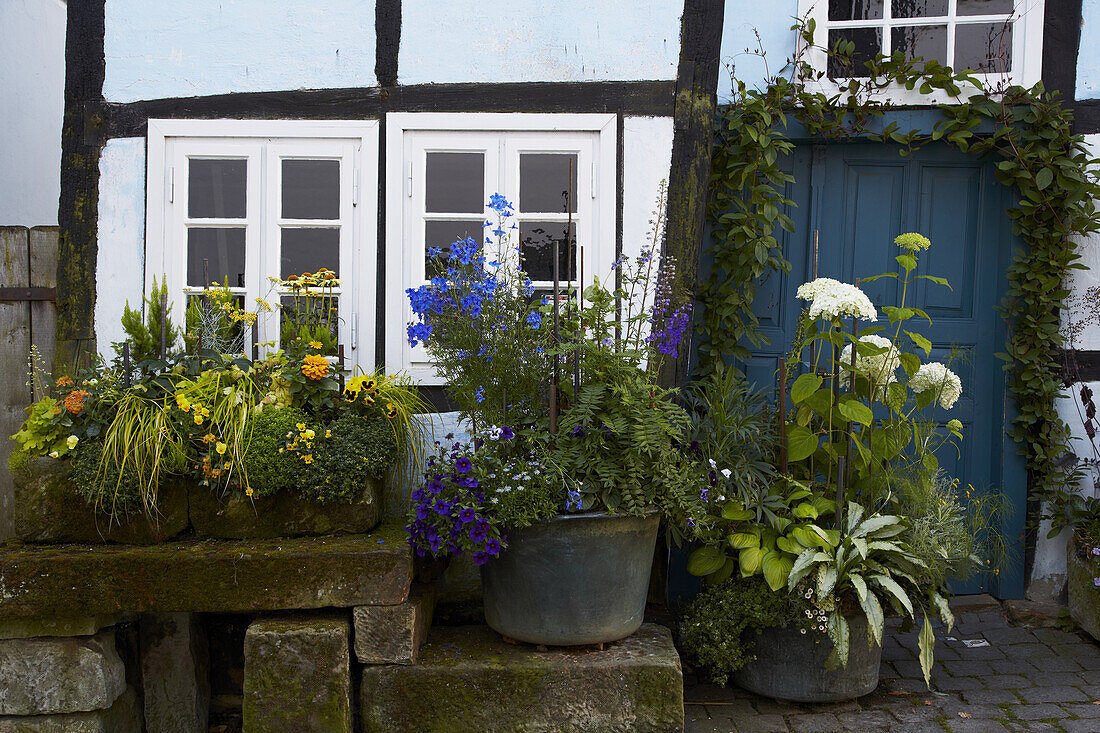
[[839, 334, 901, 384], [798, 278, 878, 322], [910, 362, 963, 410]]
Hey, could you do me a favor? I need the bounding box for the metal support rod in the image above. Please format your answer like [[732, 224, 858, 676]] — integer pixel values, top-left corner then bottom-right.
[[836, 456, 846, 532], [159, 292, 167, 360], [778, 357, 788, 475], [810, 230, 820, 367], [122, 342, 131, 388], [251, 321, 259, 361], [337, 344, 345, 392]]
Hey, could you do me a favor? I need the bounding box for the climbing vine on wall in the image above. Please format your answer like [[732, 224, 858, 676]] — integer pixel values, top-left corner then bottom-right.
[[699, 18, 1100, 500]]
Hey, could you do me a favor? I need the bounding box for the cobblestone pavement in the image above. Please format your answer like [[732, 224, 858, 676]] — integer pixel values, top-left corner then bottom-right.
[[684, 601, 1100, 733]]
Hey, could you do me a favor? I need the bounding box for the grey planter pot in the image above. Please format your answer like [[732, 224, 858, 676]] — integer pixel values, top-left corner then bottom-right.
[[734, 613, 882, 702], [480, 511, 660, 646], [1068, 531, 1100, 641]]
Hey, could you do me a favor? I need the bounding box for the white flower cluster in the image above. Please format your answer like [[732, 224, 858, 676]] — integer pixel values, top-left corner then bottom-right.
[[840, 334, 900, 393], [909, 362, 963, 410], [796, 277, 878, 323]]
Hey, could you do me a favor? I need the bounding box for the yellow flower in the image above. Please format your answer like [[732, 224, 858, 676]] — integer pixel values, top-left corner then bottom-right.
[[303, 429, 315, 440], [308, 340, 323, 349], [301, 354, 330, 380], [296, 423, 306, 431], [246, 487, 254, 497], [203, 433, 217, 444], [67, 435, 79, 450], [385, 403, 398, 419], [223, 462, 232, 470], [325, 430, 332, 438], [216, 442, 227, 455], [194, 414, 204, 425], [302, 454, 314, 464]]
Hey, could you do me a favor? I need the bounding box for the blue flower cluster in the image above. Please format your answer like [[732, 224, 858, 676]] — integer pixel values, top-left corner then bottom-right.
[[406, 439, 505, 566], [646, 302, 692, 359]]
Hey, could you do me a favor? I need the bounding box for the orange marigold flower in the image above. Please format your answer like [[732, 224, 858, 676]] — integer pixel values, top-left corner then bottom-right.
[[64, 389, 89, 414], [56, 375, 74, 388], [301, 354, 330, 380]]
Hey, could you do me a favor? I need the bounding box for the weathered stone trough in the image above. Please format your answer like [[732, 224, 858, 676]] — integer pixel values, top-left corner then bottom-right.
[[1, 459, 684, 732]]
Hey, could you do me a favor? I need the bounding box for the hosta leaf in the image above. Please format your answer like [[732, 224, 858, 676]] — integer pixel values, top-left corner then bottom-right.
[[792, 502, 819, 519], [706, 557, 736, 586], [728, 531, 761, 550], [762, 551, 794, 591], [776, 536, 801, 554], [722, 504, 755, 521], [739, 546, 766, 576], [687, 546, 726, 577]]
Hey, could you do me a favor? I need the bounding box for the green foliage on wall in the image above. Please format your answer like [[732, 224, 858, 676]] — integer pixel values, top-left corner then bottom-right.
[[699, 18, 1100, 500]]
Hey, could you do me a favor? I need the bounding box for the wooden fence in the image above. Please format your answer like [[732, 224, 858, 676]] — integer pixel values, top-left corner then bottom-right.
[[0, 226, 58, 540]]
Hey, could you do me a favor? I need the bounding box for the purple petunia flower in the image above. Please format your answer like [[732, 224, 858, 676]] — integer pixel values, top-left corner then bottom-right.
[[434, 499, 453, 516], [500, 426, 515, 440], [485, 538, 502, 554], [459, 508, 477, 523], [456, 457, 472, 473], [473, 551, 491, 566], [572, 425, 585, 438], [469, 523, 489, 543]]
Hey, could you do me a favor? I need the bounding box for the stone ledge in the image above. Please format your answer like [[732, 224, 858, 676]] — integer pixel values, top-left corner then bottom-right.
[[359, 623, 684, 733], [0, 631, 126, 715], [353, 585, 435, 665], [0, 687, 140, 733], [0, 527, 411, 619]]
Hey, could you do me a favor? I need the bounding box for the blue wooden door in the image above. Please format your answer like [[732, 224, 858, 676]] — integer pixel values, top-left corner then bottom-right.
[[740, 142, 1026, 598]]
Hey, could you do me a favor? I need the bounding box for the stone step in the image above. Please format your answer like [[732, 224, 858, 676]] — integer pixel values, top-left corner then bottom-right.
[[360, 623, 684, 733], [0, 527, 410, 619]]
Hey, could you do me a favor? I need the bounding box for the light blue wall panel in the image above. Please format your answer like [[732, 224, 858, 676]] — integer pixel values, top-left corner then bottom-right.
[[1079, 0, 1100, 99], [103, 0, 377, 102], [719, 0, 799, 102], [399, 0, 681, 84]]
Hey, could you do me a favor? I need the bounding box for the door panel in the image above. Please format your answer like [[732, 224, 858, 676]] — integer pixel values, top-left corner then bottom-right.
[[741, 142, 1024, 597]]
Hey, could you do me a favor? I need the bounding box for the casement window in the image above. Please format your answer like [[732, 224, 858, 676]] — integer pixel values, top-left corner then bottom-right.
[[146, 120, 378, 370], [386, 113, 617, 384], [799, 0, 1044, 97]]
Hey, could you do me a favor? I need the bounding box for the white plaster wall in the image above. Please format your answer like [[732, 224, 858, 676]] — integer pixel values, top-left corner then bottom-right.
[[718, 0, 799, 101], [95, 138, 147, 358], [1026, 133, 1100, 599], [103, 0, 377, 103], [0, 0, 66, 226], [622, 116, 675, 256], [399, 0, 681, 85]]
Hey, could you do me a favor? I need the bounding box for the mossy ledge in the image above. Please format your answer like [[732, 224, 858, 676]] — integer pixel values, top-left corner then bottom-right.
[[359, 624, 683, 733], [0, 525, 411, 619]]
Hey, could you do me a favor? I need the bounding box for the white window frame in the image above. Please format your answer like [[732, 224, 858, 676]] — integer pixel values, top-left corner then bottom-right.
[[797, 0, 1045, 104], [146, 119, 379, 371], [385, 112, 617, 385]]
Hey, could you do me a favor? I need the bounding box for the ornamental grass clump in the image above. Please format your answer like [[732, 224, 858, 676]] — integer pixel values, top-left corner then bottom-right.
[[687, 232, 1006, 687]]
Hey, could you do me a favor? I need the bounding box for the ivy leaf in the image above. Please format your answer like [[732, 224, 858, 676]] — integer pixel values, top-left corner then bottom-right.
[[1035, 167, 1053, 190], [786, 424, 820, 462], [791, 373, 823, 404]]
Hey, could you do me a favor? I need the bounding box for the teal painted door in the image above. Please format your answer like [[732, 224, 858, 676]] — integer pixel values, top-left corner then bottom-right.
[[740, 142, 1026, 598]]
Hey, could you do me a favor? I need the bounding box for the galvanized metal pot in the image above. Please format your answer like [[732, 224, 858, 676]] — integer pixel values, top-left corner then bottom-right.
[[480, 511, 660, 646], [733, 613, 881, 702]]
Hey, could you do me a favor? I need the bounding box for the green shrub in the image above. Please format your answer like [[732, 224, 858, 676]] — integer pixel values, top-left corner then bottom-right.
[[302, 415, 398, 503], [69, 439, 145, 516], [241, 406, 309, 497], [680, 577, 815, 686]]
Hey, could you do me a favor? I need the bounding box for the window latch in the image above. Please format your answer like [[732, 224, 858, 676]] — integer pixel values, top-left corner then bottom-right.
[[353, 167, 360, 207], [406, 162, 413, 198], [168, 167, 175, 203], [351, 312, 358, 351]]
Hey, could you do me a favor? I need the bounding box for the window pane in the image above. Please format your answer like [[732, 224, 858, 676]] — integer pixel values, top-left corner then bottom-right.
[[828, 28, 881, 78], [425, 220, 482, 278], [187, 228, 245, 287], [281, 295, 339, 347], [281, 228, 340, 280], [892, 25, 948, 65], [957, 0, 1013, 15], [520, 222, 576, 282], [188, 159, 246, 219], [281, 160, 340, 220], [425, 152, 485, 213], [519, 153, 578, 213], [187, 293, 247, 354], [891, 0, 948, 18], [828, 0, 883, 20], [955, 22, 1012, 73]]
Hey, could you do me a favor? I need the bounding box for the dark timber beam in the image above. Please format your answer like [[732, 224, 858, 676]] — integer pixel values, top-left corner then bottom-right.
[[56, 0, 106, 374], [662, 0, 724, 387], [91, 82, 677, 141]]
